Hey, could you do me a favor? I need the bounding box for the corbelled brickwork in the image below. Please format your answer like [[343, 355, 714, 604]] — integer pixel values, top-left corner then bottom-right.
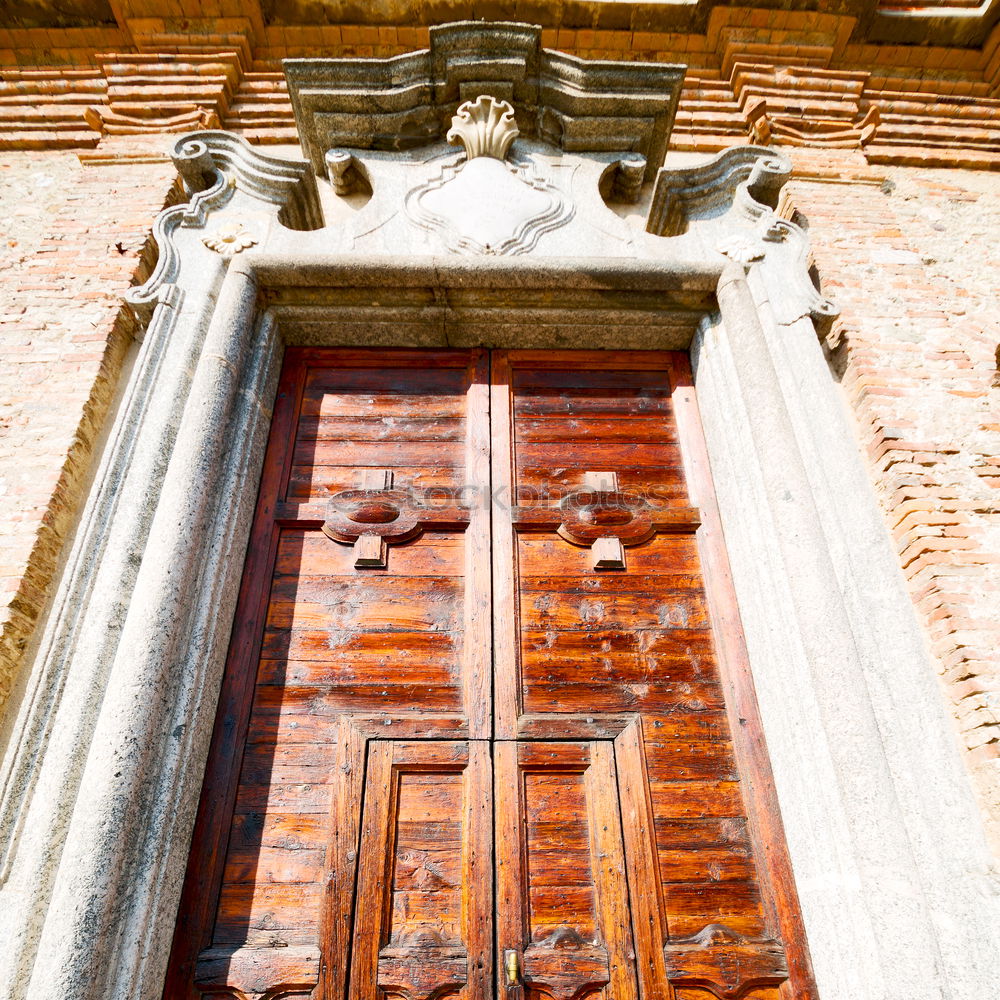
[[0, 151, 174, 711], [2, 5, 1000, 162], [0, 1, 997, 843]]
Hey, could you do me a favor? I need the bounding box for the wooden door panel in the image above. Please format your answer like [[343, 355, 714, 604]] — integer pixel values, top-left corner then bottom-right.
[[288, 362, 476, 502], [513, 468, 689, 500], [674, 992, 781, 1000], [519, 586, 713, 631], [514, 534, 704, 576], [167, 350, 491, 1000], [271, 531, 466, 580], [495, 741, 637, 1000], [350, 740, 492, 1000], [492, 352, 810, 1000], [289, 468, 469, 502], [515, 415, 678, 443]]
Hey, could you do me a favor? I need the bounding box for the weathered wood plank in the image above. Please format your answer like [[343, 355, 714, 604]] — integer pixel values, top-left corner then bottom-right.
[[514, 465, 688, 497], [256, 657, 459, 687], [520, 653, 720, 686], [587, 740, 640, 1000], [515, 442, 684, 468], [655, 847, 757, 884], [510, 368, 672, 390], [522, 680, 726, 715], [517, 534, 703, 575], [659, 882, 766, 938], [259, 630, 461, 660], [239, 742, 338, 774], [303, 364, 469, 394], [273, 531, 465, 576], [652, 817, 751, 852], [299, 414, 465, 441], [222, 846, 326, 885], [520, 573, 704, 593], [287, 465, 467, 500], [649, 780, 747, 819], [515, 415, 678, 443], [234, 779, 334, 814], [349, 742, 396, 1000], [229, 811, 327, 852], [519, 589, 711, 631], [494, 740, 527, 998], [295, 439, 466, 469], [667, 353, 815, 994], [215, 882, 324, 940], [491, 352, 521, 739], [464, 350, 493, 740], [464, 740, 494, 1000], [643, 741, 739, 781], [265, 591, 464, 630]]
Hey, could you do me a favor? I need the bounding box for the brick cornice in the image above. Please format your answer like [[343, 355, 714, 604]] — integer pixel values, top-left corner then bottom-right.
[[6, 12, 998, 168]]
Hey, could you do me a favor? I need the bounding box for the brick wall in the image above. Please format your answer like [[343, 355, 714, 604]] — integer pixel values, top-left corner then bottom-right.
[[784, 152, 1000, 845], [0, 150, 174, 712]]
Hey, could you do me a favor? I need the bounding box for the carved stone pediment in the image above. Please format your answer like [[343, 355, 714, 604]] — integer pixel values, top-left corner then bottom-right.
[[284, 21, 684, 183], [124, 24, 837, 328], [647, 145, 838, 328]]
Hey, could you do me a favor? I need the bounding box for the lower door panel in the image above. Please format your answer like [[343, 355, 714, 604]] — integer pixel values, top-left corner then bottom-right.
[[494, 740, 637, 1000], [349, 740, 493, 1000]]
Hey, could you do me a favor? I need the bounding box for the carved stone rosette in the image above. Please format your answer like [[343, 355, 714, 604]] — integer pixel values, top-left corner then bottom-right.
[[202, 222, 258, 257]]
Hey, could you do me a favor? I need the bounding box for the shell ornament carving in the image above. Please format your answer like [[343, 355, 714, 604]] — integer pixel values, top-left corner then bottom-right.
[[446, 95, 519, 161]]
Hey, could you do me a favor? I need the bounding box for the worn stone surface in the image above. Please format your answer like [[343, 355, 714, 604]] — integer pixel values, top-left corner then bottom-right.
[[27, 269, 281, 1000], [694, 288, 1000, 1000], [0, 133, 313, 998], [284, 21, 684, 181], [783, 155, 1000, 849], [0, 150, 173, 722]]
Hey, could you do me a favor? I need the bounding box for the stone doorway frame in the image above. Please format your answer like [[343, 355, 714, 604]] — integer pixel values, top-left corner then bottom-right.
[[1, 35, 998, 1000]]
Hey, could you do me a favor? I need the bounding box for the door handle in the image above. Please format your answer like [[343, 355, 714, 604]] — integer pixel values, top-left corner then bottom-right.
[[504, 949, 520, 986]]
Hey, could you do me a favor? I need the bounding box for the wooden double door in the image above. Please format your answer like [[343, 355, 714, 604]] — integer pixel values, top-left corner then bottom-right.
[[166, 350, 814, 1000]]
